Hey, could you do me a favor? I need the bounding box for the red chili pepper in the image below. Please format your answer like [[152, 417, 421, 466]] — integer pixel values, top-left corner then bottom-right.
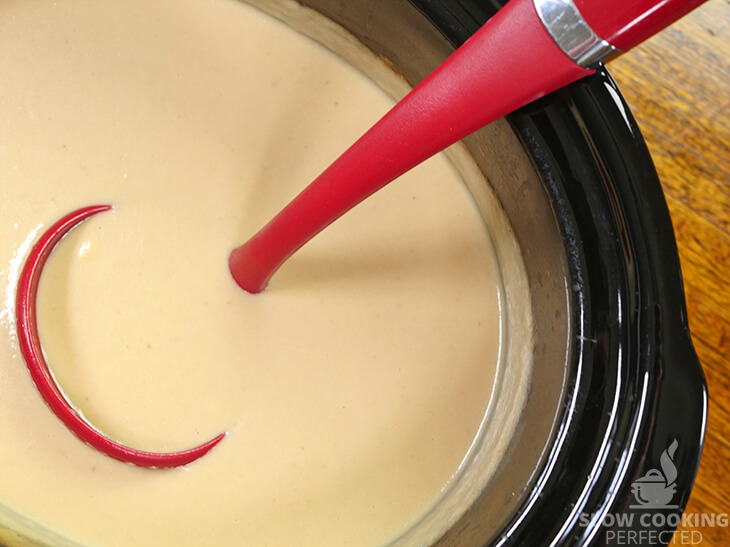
[[15, 205, 225, 468]]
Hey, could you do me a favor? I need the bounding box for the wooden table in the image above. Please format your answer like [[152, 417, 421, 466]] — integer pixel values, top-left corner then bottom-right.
[[609, 1, 729, 544]]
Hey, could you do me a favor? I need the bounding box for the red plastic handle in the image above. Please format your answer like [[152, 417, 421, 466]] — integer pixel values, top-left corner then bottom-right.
[[230, 0, 590, 293], [574, 0, 707, 51], [16, 206, 226, 467], [229, 0, 709, 293]]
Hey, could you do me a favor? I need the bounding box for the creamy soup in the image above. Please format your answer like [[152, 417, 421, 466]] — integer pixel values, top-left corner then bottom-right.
[[0, 0, 531, 545]]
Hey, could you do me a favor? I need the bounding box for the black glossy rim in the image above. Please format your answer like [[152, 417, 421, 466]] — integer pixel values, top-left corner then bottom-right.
[[410, 1, 708, 545]]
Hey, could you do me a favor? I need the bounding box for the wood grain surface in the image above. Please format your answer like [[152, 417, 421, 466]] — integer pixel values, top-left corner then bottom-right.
[[608, 1, 729, 545]]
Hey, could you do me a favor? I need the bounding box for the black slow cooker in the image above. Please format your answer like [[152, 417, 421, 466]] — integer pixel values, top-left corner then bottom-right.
[[286, 1, 708, 545]]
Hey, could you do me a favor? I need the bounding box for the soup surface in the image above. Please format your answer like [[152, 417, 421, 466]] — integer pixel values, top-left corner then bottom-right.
[[0, 0, 524, 545]]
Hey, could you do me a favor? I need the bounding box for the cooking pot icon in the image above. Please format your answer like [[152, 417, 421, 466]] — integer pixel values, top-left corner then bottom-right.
[[630, 439, 679, 509]]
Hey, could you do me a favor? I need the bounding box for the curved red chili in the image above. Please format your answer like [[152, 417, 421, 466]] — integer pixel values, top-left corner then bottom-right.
[[15, 205, 225, 468]]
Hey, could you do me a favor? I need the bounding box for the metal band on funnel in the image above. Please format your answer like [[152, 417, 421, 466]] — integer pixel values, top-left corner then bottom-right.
[[534, 0, 621, 67]]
